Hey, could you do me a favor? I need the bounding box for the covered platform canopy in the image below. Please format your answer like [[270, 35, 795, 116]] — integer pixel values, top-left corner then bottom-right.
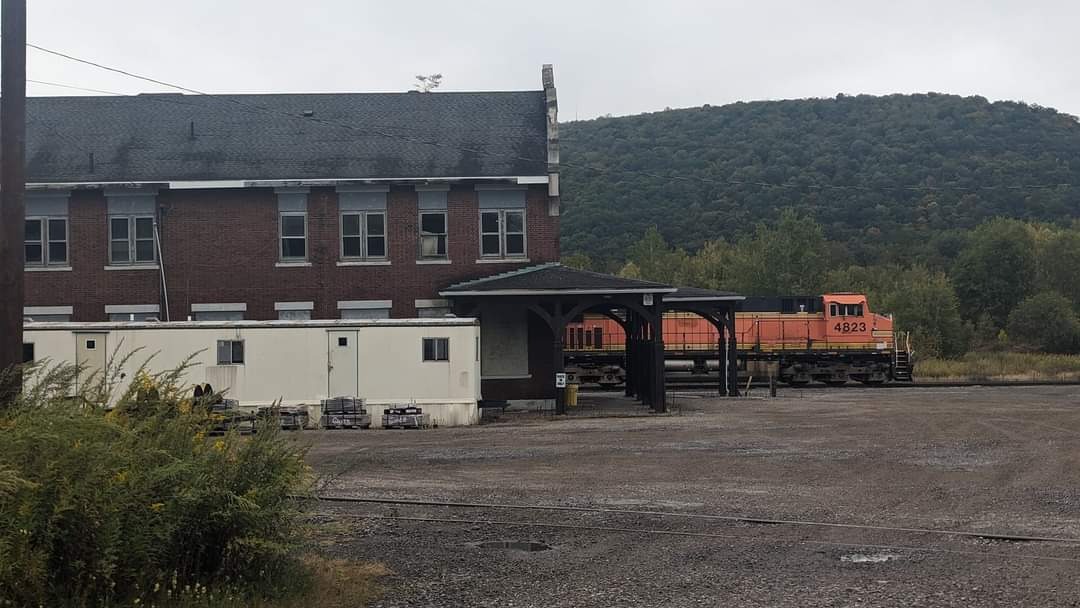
[[440, 263, 743, 413]]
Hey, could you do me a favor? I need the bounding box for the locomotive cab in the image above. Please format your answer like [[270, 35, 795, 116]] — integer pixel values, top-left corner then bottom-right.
[[822, 293, 893, 349]]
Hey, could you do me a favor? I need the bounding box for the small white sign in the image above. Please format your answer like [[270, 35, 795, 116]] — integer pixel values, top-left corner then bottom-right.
[[643, 293, 654, 306], [555, 373, 568, 388]]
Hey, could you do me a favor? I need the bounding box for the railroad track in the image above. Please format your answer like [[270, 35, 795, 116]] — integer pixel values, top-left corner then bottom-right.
[[312, 495, 1080, 565], [660, 377, 1080, 391]]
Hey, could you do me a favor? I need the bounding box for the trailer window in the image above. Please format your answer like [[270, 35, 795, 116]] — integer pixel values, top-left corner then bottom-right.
[[216, 340, 245, 365], [22, 343, 34, 363], [423, 337, 449, 362]]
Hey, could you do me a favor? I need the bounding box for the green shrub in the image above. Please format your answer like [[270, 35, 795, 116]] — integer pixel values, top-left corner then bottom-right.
[[1006, 292, 1080, 353], [0, 361, 312, 607]]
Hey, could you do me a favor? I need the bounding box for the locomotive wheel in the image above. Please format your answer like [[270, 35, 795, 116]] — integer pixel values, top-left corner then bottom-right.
[[857, 378, 885, 385], [822, 379, 848, 386], [784, 378, 811, 386]]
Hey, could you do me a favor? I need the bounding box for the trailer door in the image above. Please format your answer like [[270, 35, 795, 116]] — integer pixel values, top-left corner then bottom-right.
[[327, 330, 359, 398], [74, 332, 107, 393]]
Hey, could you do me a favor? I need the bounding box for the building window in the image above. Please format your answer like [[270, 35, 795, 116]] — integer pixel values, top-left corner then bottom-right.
[[422, 337, 449, 362], [339, 300, 392, 320], [25, 217, 68, 267], [192, 303, 246, 321], [24, 306, 73, 323], [480, 210, 525, 258], [280, 213, 307, 261], [194, 310, 244, 321], [216, 340, 245, 365], [109, 216, 155, 265], [341, 212, 386, 260], [419, 211, 448, 259], [416, 299, 451, 318], [106, 305, 160, 322], [274, 302, 313, 320]]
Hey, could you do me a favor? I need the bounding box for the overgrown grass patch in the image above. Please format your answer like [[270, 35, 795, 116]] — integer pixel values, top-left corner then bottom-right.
[[915, 351, 1080, 380]]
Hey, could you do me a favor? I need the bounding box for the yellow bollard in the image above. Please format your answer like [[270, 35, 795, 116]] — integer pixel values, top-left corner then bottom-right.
[[566, 383, 579, 407]]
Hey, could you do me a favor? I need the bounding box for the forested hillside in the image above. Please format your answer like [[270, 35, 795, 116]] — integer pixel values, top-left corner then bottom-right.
[[560, 93, 1080, 269]]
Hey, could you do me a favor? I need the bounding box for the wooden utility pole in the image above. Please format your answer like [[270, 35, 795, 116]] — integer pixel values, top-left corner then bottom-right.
[[0, 0, 27, 403]]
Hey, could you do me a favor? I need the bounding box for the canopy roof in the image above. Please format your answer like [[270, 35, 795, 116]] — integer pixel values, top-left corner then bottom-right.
[[440, 263, 676, 296]]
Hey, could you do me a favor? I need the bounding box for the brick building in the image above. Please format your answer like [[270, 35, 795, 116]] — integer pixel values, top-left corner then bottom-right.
[[22, 66, 561, 324]]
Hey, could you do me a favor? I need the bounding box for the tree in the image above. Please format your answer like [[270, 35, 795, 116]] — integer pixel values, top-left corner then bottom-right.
[[884, 267, 970, 358], [1006, 292, 1080, 353], [617, 261, 642, 279], [1037, 229, 1080, 307], [413, 73, 443, 92], [561, 252, 593, 271], [624, 226, 691, 283], [952, 218, 1036, 326], [728, 208, 828, 295]]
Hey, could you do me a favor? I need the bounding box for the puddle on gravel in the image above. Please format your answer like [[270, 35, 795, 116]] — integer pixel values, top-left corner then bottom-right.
[[474, 540, 552, 552], [840, 553, 901, 563]]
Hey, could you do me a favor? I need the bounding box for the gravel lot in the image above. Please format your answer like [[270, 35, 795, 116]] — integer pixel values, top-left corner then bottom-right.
[[306, 386, 1080, 607]]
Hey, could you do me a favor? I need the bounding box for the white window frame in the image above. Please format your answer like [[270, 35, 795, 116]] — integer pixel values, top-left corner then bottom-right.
[[479, 209, 526, 258], [25, 216, 68, 267], [105, 304, 160, 322], [279, 211, 308, 262], [422, 337, 450, 362], [109, 215, 156, 266], [418, 210, 449, 259], [340, 211, 387, 260], [337, 299, 392, 320], [275, 301, 314, 320], [216, 339, 245, 365]]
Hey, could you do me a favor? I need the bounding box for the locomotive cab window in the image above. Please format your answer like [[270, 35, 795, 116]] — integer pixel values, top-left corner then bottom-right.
[[832, 303, 864, 316]]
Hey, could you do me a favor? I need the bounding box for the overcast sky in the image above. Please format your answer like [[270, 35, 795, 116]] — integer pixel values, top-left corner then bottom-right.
[[24, 0, 1080, 120]]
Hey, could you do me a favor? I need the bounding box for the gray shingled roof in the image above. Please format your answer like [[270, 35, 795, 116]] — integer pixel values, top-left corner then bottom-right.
[[24, 91, 547, 183], [441, 263, 676, 294], [666, 286, 744, 301]]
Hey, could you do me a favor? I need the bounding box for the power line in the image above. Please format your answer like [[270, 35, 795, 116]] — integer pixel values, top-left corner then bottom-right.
[[28, 78, 126, 96], [22, 42, 1080, 194]]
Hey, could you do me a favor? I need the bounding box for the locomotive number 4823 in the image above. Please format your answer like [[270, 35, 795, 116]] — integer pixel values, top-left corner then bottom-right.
[[834, 322, 867, 333]]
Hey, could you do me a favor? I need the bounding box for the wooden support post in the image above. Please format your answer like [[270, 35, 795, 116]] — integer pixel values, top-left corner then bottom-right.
[[717, 316, 728, 396], [726, 309, 739, 397], [651, 304, 666, 412], [552, 304, 566, 415], [624, 312, 636, 397]]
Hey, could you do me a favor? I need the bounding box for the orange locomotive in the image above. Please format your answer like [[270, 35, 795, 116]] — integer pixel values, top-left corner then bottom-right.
[[565, 293, 911, 386]]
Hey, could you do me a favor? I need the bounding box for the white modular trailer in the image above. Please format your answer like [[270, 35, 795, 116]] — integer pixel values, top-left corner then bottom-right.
[[23, 318, 482, 428]]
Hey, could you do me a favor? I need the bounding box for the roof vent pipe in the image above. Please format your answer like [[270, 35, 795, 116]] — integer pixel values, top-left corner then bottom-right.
[[301, 109, 314, 117], [189, 120, 195, 139]]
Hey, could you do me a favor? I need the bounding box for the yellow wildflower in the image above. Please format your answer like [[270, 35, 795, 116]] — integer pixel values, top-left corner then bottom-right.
[[149, 503, 165, 512]]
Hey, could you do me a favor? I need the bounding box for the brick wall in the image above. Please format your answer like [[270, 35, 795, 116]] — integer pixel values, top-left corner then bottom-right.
[[24, 184, 559, 321]]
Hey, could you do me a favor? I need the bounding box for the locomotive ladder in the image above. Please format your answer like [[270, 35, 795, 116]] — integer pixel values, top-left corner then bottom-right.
[[892, 331, 914, 382]]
